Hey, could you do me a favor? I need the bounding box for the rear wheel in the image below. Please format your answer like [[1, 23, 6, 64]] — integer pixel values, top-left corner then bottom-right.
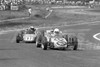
[[35, 31, 43, 48], [16, 36, 20, 43], [73, 44, 78, 50], [71, 36, 78, 50], [67, 36, 78, 50], [73, 37, 78, 50], [16, 39, 20, 43]]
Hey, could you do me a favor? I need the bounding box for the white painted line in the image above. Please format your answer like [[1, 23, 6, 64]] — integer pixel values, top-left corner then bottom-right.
[[93, 33, 100, 41]]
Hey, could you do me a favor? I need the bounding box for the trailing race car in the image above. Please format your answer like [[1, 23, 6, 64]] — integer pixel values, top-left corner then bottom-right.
[[36, 29, 78, 50], [16, 29, 37, 43]]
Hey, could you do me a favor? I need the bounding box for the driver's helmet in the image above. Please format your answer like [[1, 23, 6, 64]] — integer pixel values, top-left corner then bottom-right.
[[54, 28, 60, 34], [29, 26, 35, 31]]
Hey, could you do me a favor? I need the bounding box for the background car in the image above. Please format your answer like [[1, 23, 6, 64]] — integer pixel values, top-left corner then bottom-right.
[[16, 29, 37, 43]]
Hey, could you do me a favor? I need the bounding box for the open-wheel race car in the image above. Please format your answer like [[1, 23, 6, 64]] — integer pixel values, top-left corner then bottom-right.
[[36, 29, 78, 50], [16, 28, 37, 43]]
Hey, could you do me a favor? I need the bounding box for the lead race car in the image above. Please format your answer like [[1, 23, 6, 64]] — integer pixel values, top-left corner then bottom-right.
[[48, 36, 67, 49], [16, 28, 37, 43], [36, 29, 78, 50]]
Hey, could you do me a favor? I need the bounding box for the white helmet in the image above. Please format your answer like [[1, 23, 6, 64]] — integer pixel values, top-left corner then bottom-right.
[[30, 26, 34, 29], [54, 28, 60, 33]]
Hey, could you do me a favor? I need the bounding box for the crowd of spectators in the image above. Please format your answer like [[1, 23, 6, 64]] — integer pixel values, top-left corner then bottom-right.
[[0, 0, 100, 10]]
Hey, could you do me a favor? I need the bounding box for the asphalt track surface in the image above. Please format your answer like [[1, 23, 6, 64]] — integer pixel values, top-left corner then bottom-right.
[[0, 21, 100, 67]]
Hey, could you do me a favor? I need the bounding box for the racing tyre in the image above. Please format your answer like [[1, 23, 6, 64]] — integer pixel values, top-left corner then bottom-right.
[[16, 39, 20, 43], [73, 37, 78, 50], [36, 32, 43, 48], [63, 35, 68, 41], [41, 43, 47, 50], [41, 36, 48, 50], [73, 44, 78, 50], [67, 36, 78, 50], [36, 41, 41, 48], [16, 36, 20, 43]]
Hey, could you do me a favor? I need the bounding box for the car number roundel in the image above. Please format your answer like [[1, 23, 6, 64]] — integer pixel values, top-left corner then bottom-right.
[[26, 37, 31, 40]]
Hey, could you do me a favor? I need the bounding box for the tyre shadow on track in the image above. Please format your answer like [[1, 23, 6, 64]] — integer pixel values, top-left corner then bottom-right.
[[46, 48, 83, 51]]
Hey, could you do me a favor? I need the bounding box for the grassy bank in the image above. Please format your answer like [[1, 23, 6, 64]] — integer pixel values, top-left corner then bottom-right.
[[0, 10, 28, 20]]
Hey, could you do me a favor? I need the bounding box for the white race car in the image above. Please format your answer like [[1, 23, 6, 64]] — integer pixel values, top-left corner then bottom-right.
[[36, 29, 78, 50], [36, 30, 67, 50], [48, 37, 67, 49]]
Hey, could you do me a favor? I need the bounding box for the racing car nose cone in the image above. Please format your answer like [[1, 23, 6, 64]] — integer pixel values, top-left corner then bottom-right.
[[57, 42, 65, 45]]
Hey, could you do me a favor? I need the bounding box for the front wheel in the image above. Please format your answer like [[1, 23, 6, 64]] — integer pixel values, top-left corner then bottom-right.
[[41, 43, 48, 50], [16, 36, 20, 43], [16, 39, 20, 43]]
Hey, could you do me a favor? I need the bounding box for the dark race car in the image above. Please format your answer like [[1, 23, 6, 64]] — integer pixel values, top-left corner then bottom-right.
[[16, 29, 37, 43]]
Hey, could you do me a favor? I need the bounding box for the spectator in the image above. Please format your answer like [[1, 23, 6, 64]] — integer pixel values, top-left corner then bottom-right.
[[28, 7, 32, 16], [28, 26, 36, 33]]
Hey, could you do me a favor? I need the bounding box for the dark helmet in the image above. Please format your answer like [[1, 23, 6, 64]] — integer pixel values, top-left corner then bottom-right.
[[29, 26, 35, 31]]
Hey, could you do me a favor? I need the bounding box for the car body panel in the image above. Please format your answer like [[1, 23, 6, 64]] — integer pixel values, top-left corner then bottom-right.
[[44, 30, 67, 48], [51, 37, 67, 48], [23, 34, 36, 42]]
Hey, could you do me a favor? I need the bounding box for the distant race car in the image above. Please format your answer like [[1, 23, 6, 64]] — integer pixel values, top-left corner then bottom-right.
[[16, 29, 37, 43], [36, 30, 78, 50]]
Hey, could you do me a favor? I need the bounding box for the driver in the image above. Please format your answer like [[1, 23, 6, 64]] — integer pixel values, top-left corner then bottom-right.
[[29, 26, 36, 31], [52, 28, 62, 37], [28, 26, 36, 33]]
